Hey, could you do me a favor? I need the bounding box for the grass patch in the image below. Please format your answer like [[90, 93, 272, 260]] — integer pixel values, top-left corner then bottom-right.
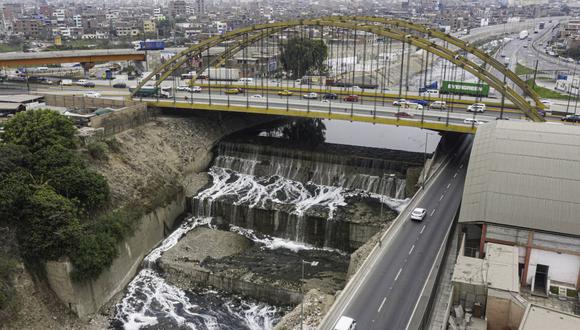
[[0, 44, 21, 53], [516, 63, 545, 76], [526, 80, 571, 100]]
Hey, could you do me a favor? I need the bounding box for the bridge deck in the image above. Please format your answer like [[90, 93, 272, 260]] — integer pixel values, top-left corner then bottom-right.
[[0, 49, 146, 67], [148, 100, 478, 134]]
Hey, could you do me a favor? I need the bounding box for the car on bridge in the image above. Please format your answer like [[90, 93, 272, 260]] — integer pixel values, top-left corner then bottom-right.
[[113, 82, 127, 88], [343, 95, 359, 102], [561, 115, 580, 123], [278, 90, 294, 96], [84, 92, 101, 98], [410, 99, 429, 107], [430, 101, 447, 109], [225, 88, 244, 95], [464, 118, 485, 126], [303, 92, 319, 99], [467, 103, 486, 113], [251, 94, 263, 99], [395, 112, 414, 118], [82, 81, 95, 88], [393, 98, 408, 106], [410, 208, 426, 221], [323, 93, 338, 100]]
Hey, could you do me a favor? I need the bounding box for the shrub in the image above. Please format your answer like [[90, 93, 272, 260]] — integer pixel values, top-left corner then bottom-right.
[[87, 142, 108, 160]]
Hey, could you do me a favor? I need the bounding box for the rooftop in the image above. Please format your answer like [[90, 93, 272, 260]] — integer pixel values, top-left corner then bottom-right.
[[518, 304, 580, 330], [459, 121, 580, 237], [452, 243, 519, 292], [0, 94, 44, 103]]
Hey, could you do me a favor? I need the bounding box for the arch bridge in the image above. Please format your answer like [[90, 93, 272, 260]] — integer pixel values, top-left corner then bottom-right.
[[133, 16, 546, 133]]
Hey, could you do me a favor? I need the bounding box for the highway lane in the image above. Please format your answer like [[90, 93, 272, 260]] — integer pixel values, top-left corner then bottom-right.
[[320, 136, 472, 330], [141, 93, 518, 128]]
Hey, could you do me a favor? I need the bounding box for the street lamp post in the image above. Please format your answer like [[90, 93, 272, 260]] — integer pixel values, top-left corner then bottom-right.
[[301, 260, 319, 330]]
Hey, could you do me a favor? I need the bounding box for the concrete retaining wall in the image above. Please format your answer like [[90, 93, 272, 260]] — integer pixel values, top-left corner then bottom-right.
[[42, 94, 140, 109], [88, 103, 151, 136], [163, 264, 302, 306], [45, 192, 186, 318]]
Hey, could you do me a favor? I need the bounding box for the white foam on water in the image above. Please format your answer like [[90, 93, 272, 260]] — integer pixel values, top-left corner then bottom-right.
[[229, 225, 345, 254], [197, 167, 348, 219], [115, 216, 281, 330]]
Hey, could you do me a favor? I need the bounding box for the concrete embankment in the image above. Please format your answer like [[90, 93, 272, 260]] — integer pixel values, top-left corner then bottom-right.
[[44, 110, 274, 318]]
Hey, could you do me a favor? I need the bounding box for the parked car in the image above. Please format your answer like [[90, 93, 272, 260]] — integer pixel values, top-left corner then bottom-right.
[[113, 82, 127, 88], [430, 101, 447, 109], [410, 208, 426, 221], [323, 93, 338, 100], [467, 103, 486, 113], [303, 92, 318, 99], [395, 112, 414, 118], [561, 115, 580, 123], [278, 90, 294, 96], [343, 95, 359, 102]]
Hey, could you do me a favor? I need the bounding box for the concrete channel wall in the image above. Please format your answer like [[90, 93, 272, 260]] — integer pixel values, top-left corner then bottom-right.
[[163, 264, 303, 306], [45, 193, 186, 318]]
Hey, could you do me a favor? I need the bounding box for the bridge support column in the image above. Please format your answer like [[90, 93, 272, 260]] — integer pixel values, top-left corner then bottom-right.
[[521, 231, 534, 288], [80, 62, 95, 78]]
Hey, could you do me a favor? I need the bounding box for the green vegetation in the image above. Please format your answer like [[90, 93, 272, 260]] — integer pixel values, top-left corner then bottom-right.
[[526, 79, 571, 100], [0, 110, 138, 282], [87, 142, 109, 161], [515, 63, 535, 75], [564, 47, 580, 61], [280, 37, 328, 79], [0, 254, 18, 321]]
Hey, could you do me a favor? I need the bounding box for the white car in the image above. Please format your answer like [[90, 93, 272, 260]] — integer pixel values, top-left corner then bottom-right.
[[334, 316, 356, 330], [464, 118, 484, 126], [251, 94, 263, 99], [410, 208, 427, 221], [430, 101, 447, 109], [540, 99, 553, 108], [84, 92, 101, 98], [303, 92, 318, 99], [393, 98, 408, 106], [467, 103, 486, 113], [75, 79, 89, 86], [177, 86, 192, 92]]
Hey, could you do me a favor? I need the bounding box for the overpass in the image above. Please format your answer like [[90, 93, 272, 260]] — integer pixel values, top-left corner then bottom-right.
[[132, 16, 547, 133], [0, 49, 146, 67]]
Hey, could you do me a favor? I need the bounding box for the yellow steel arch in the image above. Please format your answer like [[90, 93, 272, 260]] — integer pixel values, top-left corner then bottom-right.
[[133, 17, 544, 122], [347, 16, 544, 111]]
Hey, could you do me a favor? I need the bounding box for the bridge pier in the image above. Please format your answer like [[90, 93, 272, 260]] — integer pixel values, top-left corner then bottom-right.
[[80, 62, 95, 78]]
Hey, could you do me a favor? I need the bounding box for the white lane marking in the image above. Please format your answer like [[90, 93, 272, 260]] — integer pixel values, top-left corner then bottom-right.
[[447, 183, 451, 189], [460, 164, 464, 169], [395, 268, 402, 281], [378, 297, 387, 312], [409, 245, 415, 255], [420, 225, 426, 234], [430, 209, 436, 216], [439, 194, 444, 201], [454, 173, 458, 178]]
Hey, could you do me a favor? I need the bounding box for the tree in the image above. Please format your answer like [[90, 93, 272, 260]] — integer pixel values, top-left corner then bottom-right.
[[47, 166, 110, 212], [18, 186, 81, 261], [280, 37, 328, 79], [2, 110, 77, 152]]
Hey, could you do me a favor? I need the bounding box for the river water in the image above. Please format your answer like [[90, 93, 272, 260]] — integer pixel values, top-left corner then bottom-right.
[[112, 120, 436, 329]]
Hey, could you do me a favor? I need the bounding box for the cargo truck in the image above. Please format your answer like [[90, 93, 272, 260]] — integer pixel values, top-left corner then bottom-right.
[[439, 81, 490, 97], [134, 40, 165, 51], [201, 68, 240, 81], [130, 86, 171, 98]]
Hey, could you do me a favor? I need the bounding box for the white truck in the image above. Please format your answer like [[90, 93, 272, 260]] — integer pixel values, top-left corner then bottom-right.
[[519, 30, 529, 40]]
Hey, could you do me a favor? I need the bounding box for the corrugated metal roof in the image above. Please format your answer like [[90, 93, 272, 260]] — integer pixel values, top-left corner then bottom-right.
[[0, 94, 44, 103], [459, 121, 580, 237]]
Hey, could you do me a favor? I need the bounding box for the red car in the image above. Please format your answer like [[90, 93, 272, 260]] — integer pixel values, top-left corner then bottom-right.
[[395, 112, 414, 118], [343, 95, 359, 102]]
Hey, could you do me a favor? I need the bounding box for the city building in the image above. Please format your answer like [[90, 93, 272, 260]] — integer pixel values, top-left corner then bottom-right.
[[169, 0, 187, 18]]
